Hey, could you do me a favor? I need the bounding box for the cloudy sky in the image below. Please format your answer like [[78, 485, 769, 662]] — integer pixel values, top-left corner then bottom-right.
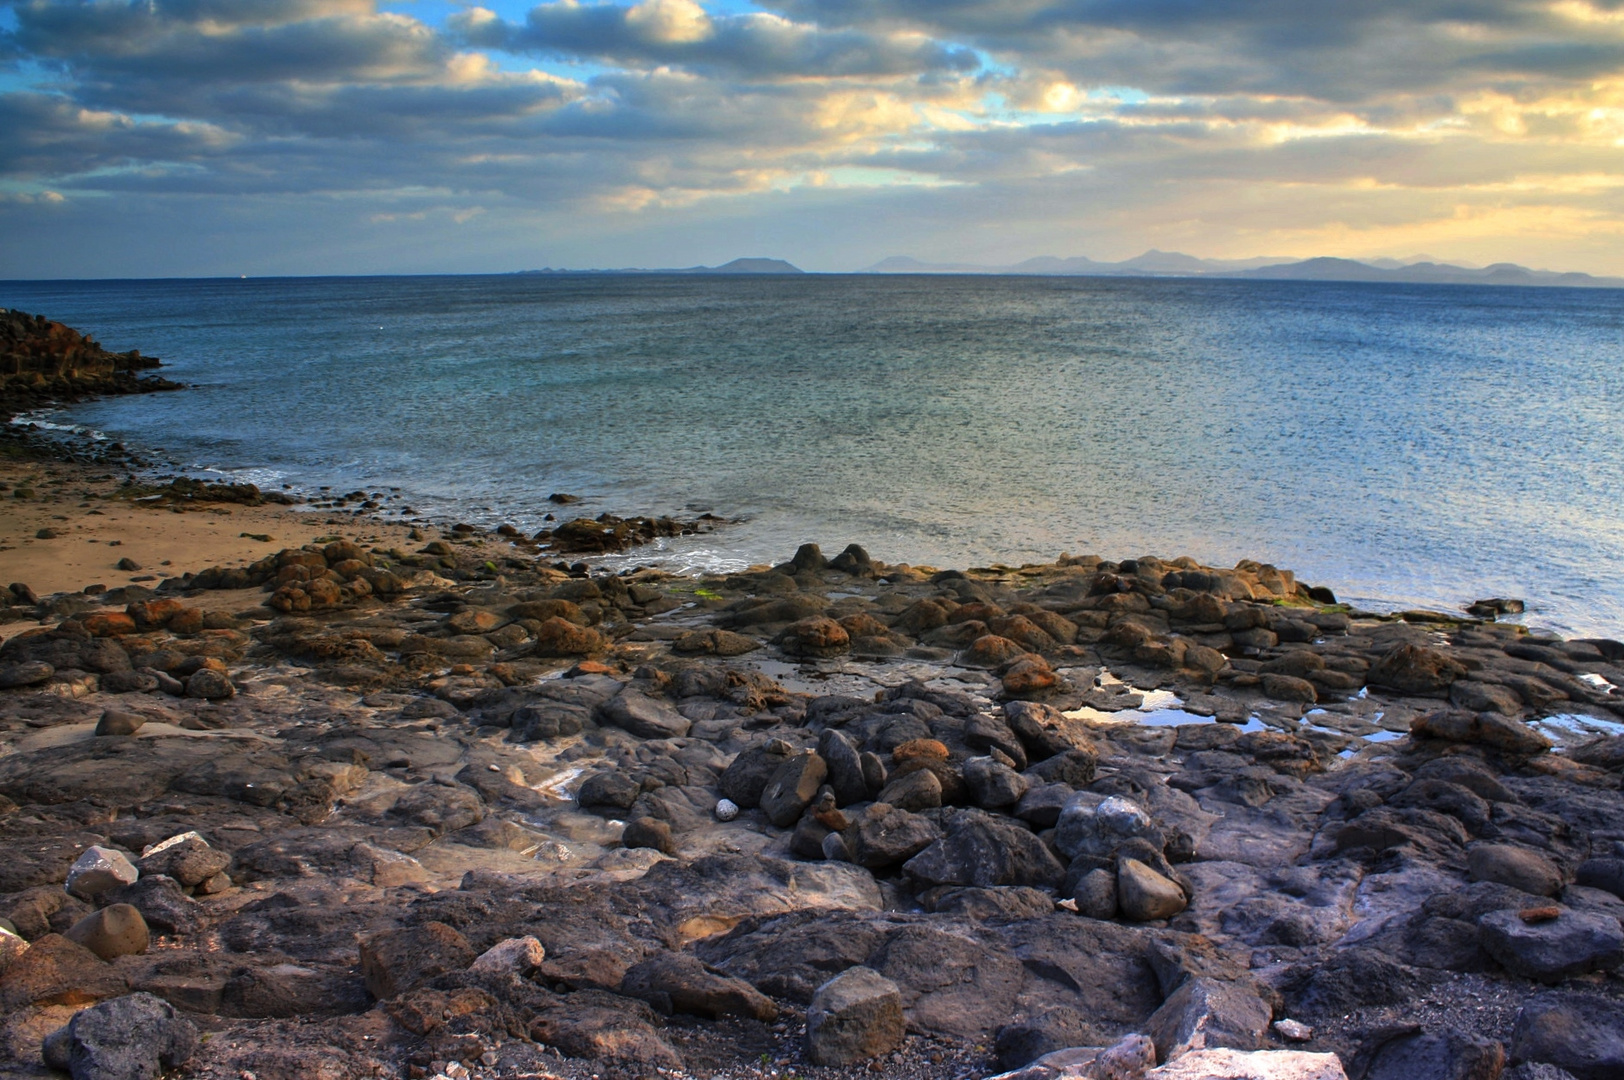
[[3, 0, 1623, 276]]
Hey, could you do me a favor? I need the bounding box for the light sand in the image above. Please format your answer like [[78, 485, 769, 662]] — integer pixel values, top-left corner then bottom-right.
[[0, 457, 423, 602]]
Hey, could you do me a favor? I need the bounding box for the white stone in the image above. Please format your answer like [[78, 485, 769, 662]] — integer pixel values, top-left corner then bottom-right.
[[469, 936, 546, 976], [65, 845, 138, 900], [141, 831, 203, 859], [1273, 1019, 1314, 1042], [1146, 1048, 1348, 1080], [715, 798, 740, 821]]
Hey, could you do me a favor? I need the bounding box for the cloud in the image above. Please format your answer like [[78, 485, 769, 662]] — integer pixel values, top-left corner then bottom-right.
[[1, 0, 1623, 274], [453, 0, 979, 79]]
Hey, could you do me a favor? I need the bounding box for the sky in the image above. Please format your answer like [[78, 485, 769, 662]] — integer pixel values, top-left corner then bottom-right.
[[2, 0, 1624, 277]]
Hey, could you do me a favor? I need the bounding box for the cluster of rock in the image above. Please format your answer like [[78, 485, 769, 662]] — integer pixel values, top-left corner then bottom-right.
[[2, 532, 1623, 1080], [0, 309, 178, 419]]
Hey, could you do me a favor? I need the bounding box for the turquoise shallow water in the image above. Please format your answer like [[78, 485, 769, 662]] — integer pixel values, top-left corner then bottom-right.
[[3, 273, 1622, 636]]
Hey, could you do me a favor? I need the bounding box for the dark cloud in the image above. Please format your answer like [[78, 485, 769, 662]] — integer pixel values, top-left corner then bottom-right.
[[454, 0, 978, 79]]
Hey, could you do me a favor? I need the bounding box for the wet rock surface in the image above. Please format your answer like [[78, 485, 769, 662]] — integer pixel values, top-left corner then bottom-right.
[[0, 539, 1622, 1079]]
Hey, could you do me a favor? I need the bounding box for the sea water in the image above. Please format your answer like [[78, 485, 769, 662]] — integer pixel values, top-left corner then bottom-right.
[[3, 273, 1621, 636]]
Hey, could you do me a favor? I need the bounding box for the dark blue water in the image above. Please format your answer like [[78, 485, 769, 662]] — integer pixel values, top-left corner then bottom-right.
[[4, 274, 1622, 636]]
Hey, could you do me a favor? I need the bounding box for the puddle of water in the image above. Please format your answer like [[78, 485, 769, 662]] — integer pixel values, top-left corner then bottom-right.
[[1578, 673, 1617, 693], [1362, 730, 1404, 742], [1531, 713, 1624, 745], [531, 764, 588, 801], [1239, 716, 1268, 733]]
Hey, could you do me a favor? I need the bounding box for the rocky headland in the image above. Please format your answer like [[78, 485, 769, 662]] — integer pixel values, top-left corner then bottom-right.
[[0, 312, 1622, 1080], [1, 309, 180, 424]]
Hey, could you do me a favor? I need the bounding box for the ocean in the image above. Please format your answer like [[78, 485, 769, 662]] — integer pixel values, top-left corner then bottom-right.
[[3, 273, 1622, 637]]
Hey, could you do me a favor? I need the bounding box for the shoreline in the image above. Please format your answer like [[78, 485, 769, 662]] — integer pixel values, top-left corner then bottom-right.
[[3, 313, 1624, 1080], [0, 442, 1622, 1078]]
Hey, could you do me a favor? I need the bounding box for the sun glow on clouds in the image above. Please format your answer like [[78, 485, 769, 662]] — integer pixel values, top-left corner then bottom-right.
[[3, 0, 1624, 275]]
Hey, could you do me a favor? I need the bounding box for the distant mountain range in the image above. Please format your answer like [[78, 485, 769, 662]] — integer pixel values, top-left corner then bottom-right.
[[860, 251, 1624, 288], [517, 257, 804, 275]]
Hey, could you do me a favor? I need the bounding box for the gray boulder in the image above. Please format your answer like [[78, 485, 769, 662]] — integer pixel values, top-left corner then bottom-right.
[[903, 810, 1064, 890], [805, 966, 905, 1066], [598, 688, 691, 739], [42, 992, 197, 1080], [1511, 992, 1624, 1080], [1479, 908, 1624, 982]]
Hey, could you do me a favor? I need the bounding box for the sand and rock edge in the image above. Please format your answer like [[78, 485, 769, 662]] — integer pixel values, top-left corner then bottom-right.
[[0, 508, 1621, 1080]]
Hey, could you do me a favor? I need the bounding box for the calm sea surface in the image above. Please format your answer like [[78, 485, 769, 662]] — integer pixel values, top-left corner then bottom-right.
[[3, 274, 1622, 636]]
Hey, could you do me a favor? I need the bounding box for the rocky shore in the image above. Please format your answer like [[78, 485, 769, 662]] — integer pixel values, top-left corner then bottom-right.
[[1, 495, 1622, 1080], [1, 310, 1622, 1080]]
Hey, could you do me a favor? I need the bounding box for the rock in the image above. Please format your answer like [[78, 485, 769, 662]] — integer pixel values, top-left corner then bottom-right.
[[805, 966, 906, 1066], [673, 628, 762, 656], [530, 615, 606, 656], [1274, 1020, 1313, 1042], [41, 991, 197, 1080], [359, 922, 476, 1000], [623, 816, 677, 854], [469, 936, 546, 977], [1002, 656, 1059, 697], [1479, 908, 1624, 982], [903, 810, 1065, 890], [1118, 858, 1188, 921], [994, 1006, 1109, 1070], [1029, 748, 1100, 789], [527, 988, 681, 1066], [0, 661, 55, 688], [63, 905, 149, 961], [779, 617, 850, 659], [818, 728, 869, 806], [714, 798, 740, 822], [719, 743, 792, 808], [349, 843, 431, 888], [760, 752, 828, 828], [1074, 867, 1119, 919], [1468, 843, 1563, 897], [845, 803, 941, 869], [621, 952, 778, 1021], [878, 767, 943, 811], [389, 781, 485, 835], [1368, 644, 1467, 696], [599, 688, 691, 739], [1510, 992, 1624, 1080], [1450, 680, 1525, 715], [104, 877, 202, 936], [1410, 710, 1552, 756], [1055, 794, 1160, 861], [0, 934, 126, 1010], [1576, 858, 1624, 900], [964, 756, 1029, 809], [99, 670, 159, 694], [1353, 1028, 1506, 1080], [66, 846, 139, 902], [1145, 1048, 1348, 1079], [1146, 977, 1272, 1062], [1262, 674, 1319, 704], [0, 925, 26, 973], [94, 710, 145, 736], [137, 832, 230, 889], [578, 770, 641, 810], [183, 668, 234, 699]]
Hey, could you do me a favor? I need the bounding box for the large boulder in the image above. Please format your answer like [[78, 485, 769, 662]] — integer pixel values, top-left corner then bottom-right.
[[805, 966, 905, 1066], [760, 753, 828, 828], [1055, 794, 1161, 861], [1479, 908, 1624, 982], [1411, 711, 1552, 756], [620, 952, 778, 1021], [1146, 976, 1272, 1061], [42, 992, 198, 1080], [903, 810, 1065, 890], [844, 804, 941, 869], [598, 688, 691, 739], [359, 922, 476, 1000], [1510, 992, 1624, 1080], [1368, 644, 1466, 696]]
